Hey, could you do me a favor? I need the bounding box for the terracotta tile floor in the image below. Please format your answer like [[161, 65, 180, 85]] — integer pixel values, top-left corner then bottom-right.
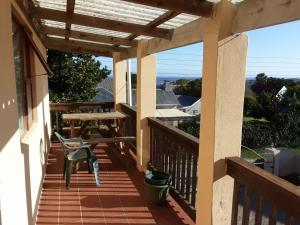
[[36, 142, 195, 225]]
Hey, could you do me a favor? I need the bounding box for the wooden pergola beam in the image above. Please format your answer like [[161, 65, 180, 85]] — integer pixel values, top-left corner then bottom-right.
[[119, 0, 213, 17], [233, 0, 300, 33], [45, 37, 131, 57], [141, 0, 300, 56], [34, 7, 173, 39], [44, 26, 138, 47], [127, 10, 180, 40], [65, 0, 75, 39]]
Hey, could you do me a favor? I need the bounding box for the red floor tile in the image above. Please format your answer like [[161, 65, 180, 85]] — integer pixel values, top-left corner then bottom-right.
[[36, 142, 195, 225]]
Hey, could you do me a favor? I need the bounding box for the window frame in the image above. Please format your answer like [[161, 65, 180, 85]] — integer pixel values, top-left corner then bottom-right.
[[12, 17, 36, 135]]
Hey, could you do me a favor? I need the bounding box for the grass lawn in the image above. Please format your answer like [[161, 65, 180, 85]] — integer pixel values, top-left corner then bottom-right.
[[290, 147, 300, 155], [241, 148, 264, 159], [243, 117, 268, 123]]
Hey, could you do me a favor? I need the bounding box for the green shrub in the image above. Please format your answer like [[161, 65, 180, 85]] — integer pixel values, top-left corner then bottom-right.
[[242, 121, 274, 148]]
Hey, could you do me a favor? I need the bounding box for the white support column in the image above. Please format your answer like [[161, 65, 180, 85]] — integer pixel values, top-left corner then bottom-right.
[[196, 1, 248, 225], [113, 52, 127, 111], [136, 40, 156, 172], [126, 59, 132, 106]]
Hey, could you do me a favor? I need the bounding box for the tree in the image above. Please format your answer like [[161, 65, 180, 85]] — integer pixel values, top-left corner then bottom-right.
[[173, 79, 202, 97], [131, 73, 137, 89], [48, 50, 110, 103]]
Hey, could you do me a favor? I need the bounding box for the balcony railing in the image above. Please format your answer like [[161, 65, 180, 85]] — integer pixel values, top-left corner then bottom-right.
[[227, 157, 300, 225], [48, 102, 300, 224], [148, 117, 199, 221], [119, 103, 137, 153]]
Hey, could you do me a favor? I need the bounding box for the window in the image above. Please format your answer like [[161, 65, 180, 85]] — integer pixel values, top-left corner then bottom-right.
[[12, 19, 35, 135]]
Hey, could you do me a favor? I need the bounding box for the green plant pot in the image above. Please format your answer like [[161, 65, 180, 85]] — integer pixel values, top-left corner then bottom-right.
[[145, 182, 170, 205]]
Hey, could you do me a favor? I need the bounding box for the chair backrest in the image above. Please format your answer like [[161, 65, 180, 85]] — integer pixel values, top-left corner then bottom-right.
[[54, 132, 68, 154]]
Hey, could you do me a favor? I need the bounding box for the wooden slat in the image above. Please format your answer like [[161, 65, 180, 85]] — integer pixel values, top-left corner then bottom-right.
[[127, 10, 179, 40], [44, 26, 137, 47], [255, 194, 263, 225], [65, 0, 75, 39], [233, 0, 300, 34], [285, 214, 294, 225], [242, 186, 250, 225], [231, 180, 240, 225], [34, 7, 173, 39], [85, 136, 136, 144], [146, 18, 204, 55], [47, 41, 113, 57], [46, 37, 129, 54], [269, 204, 277, 225], [119, 0, 213, 17], [227, 157, 300, 217], [191, 153, 197, 207], [185, 152, 192, 202], [180, 148, 186, 197], [148, 118, 199, 153]]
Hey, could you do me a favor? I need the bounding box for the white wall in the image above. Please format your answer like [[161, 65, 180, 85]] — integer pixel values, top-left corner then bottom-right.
[[0, 1, 51, 225]]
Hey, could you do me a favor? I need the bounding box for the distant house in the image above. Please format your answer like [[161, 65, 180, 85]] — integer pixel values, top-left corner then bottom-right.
[[93, 78, 114, 103], [176, 95, 200, 115], [94, 78, 180, 109], [276, 86, 287, 100]]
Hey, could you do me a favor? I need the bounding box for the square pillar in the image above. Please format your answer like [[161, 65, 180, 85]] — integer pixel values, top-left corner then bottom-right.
[[136, 40, 156, 172], [196, 1, 248, 225], [113, 52, 127, 111]]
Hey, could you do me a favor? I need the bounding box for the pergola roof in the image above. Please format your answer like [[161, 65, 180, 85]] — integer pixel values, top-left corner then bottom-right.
[[25, 0, 300, 58], [30, 0, 216, 56]]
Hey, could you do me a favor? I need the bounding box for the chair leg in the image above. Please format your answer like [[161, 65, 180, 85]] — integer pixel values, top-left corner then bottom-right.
[[65, 160, 73, 189], [87, 158, 92, 174], [63, 157, 67, 180], [90, 156, 100, 187]]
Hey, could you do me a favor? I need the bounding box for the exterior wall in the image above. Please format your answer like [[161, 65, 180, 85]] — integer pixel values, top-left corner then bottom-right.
[[0, 1, 51, 225], [265, 147, 300, 177]]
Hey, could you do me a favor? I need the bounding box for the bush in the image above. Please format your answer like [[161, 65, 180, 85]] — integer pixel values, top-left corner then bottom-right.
[[242, 121, 274, 148]]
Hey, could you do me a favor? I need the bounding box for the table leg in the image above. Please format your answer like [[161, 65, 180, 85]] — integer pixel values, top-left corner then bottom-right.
[[70, 121, 75, 138], [78, 121, 90, 137]]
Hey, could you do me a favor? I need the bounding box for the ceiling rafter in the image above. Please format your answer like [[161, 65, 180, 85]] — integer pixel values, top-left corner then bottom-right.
[[44, 26, 138, 47], [34, 7, 173, 39], [65, 0, 75, 40], [119, 0, 213, 17], [127, 10, 180, 40], [45, 37, 130, 54]]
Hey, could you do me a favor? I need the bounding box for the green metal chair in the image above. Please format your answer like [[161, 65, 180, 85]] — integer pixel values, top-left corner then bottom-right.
[[55, 132, 100, 189]]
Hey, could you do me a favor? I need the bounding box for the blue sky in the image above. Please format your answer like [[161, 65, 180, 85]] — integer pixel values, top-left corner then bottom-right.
[[97, 20, 300, 79]]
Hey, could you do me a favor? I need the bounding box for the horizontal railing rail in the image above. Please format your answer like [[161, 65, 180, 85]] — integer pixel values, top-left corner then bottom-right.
[[148, 117, 199, 221], [227, 157, 300, 225], [50, 102, 114, 133], [119, 103, 137, 152]]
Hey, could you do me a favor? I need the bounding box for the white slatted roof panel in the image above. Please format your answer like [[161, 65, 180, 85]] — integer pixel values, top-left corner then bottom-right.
[[71, 24, 131, 38], [42, 20, 66, 29], [69, 38, 114, 46], [74, 0, 168, 26], [46, 34, 65, 39], [33, 0, 67, 11], [158, 14, 200, 29]]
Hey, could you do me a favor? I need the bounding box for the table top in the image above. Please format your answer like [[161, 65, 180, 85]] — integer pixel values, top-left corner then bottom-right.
[[62, 111, 127, 121]]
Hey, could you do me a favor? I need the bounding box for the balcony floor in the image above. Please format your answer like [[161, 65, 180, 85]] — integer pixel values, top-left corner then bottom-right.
[[36, 142, 194, 225]]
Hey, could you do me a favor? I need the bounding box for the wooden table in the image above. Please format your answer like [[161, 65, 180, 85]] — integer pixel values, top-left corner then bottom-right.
[[62, 111, 127, 138]]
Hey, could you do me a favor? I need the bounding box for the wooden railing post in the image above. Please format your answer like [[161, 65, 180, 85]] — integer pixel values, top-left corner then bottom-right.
[[196, 1, 248, 225], [136, 40, 156, 172], [113, 52, 127, 111]]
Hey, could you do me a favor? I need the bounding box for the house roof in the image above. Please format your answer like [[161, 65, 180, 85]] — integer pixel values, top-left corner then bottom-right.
[[93, 87, 114, 103], [155, 109, 192, 118], [94, 79, 180, 107], [176, 95, 199, 107], [132, 89, 180, 107], [97, 77, 113, 93]]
